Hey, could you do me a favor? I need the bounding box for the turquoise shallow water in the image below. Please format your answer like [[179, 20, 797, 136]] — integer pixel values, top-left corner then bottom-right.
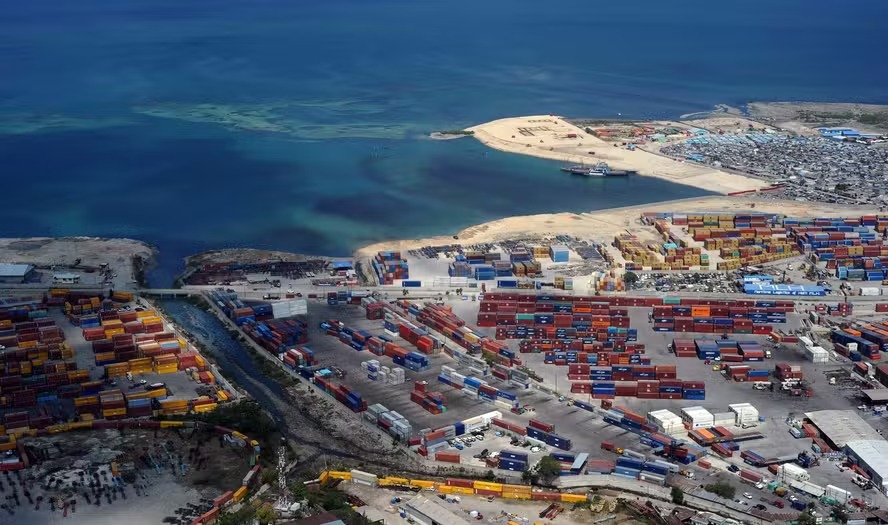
[[1, 0, 886, 284]]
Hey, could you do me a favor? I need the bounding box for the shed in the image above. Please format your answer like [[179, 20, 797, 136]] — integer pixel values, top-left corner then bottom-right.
[[862, 390, 888, 405], [52, 273, 81, 284], [404, 495, 472, 525], [0, 263, 35, 284], [805, 410, 882, 448], [845, 440, 888, 494], [330, 260, 353, 271]]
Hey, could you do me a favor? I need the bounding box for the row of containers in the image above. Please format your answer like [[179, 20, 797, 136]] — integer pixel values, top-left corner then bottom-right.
[[569, 380, 705, 400], [672, 339, 766, 361], [566, 363, 675, 379], [545, 351, 651, 367], [418, 411, 503, 456], [438, 366, 519, 410], [486, 417, 573, 452], [412, 380, 446, 414], [321, 319, 431, 371], [499, 325, 635, 342], [208, 289, 276, 325], [598, 407, 708, 465], [830, 330, 882, 361], [328, 470, 589, 504], [521, 339, 646, 354], [364, 403, 413, 442], [391, 301, 517, 368], [241, 318, 308, 355]]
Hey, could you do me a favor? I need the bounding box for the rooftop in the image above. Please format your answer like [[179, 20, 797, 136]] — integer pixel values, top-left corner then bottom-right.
[[846, 440, 888, 486], [0, 263, 34, 277], [406, 495, 472, 525], [806, 409, 882, 447], [862, 390, 888, 403]]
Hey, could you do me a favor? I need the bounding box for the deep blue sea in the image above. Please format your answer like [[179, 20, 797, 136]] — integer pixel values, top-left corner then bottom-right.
[[2, 0, 886, 284]]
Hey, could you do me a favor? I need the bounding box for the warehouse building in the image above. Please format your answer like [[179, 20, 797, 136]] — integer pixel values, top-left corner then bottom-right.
[[404, 495, 472, 525], [845, 440, 888, 495], [0, 263, 35, 284], [805, 410, 882, 449]]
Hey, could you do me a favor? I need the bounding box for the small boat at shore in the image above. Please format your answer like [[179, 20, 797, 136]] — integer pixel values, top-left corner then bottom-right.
[[560, 162, 636, 177]]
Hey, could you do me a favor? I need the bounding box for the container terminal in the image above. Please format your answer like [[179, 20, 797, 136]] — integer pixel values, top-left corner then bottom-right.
[[9, 210, 888, 523]]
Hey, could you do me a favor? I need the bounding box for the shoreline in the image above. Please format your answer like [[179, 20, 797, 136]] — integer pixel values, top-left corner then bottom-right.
[[466, 115, 770, 195], [355, 195, 880, 258]]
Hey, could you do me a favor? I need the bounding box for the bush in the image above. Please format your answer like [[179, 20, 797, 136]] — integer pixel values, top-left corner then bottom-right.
[[671, 487, 684, 505], [704, 482, 735, 500]]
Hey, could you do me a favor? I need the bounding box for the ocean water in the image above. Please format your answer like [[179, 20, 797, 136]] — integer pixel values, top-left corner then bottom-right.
[[2, 0, 886, 284]]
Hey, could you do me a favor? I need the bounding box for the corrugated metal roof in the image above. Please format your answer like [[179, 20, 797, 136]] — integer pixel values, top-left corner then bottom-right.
[[406, 495, 472, 525], [806, 410, 882, 447], [863, 390, 888, 403], [0, 263, 33, 277], [846, 440, 888, 488]]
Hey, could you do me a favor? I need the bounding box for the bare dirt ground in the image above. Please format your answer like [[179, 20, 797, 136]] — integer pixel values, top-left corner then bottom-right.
[[748, 101, 888, 135], [6, 427, 251, 525], [185, 249, 332, 269], [0, 237, 153, 290], [356, 195, 878, 258], [467, 116, 768, 194]]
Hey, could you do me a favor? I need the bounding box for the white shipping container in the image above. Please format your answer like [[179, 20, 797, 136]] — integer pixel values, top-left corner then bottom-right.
[[778, 463, 810, 482], [680, 406, 714, 429], [712, 412, 736, 427], [799, 336, 814, 348], [825, 485, 851, 504], [350, 469, 378, 485], [271, 299, 308, 318], [859, 287, 882, 296], [804, 346, 829, 363], [729, 403, 759, 424]]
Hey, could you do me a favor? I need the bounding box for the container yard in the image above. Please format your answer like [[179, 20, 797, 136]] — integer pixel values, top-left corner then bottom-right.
[[0, 290, 234, 443], [284, 288, 888, 514]]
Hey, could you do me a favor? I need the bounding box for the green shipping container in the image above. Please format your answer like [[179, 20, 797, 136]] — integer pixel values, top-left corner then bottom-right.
[[664, 297, 682, 305]]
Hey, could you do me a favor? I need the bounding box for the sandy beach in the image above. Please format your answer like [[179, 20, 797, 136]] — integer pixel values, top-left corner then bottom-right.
[[467, 115, 770, 195], [357, 195, 879, 257]]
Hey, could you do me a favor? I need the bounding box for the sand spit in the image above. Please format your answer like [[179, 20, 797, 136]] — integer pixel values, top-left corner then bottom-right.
[[467, 115, 769, 195], [357, 196, 879, 257]]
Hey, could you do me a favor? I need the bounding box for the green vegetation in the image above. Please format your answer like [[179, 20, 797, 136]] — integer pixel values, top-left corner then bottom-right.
[[798, 110, 888, 127], [703, 481, 735, 500], [796, 511, 816, 525], [191, 400, 277, 440], [535, 456, 562, 484], [624, 271, 639, 287], [671, 487, 684, 505], [255, 505, 277, 525], [132, 255, 150, 288], [215, 506, 258, 525], [834, 183, 851, 193]]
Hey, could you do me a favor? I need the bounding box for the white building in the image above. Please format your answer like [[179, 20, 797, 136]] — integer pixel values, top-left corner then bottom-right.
[[53, 273, 81, 284], [845, 440, 888, 494], [680, 406, 714, 429]]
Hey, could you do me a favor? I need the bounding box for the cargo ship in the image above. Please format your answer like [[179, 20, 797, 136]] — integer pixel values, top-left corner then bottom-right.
[[561, 162, 636, 177]]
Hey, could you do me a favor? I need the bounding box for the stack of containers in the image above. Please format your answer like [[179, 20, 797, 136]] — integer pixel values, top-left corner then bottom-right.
[[498, 450, 528, 472], [410, 381, 446, 414], [100, 390, 126, 419], [373, 251, 409, 285]]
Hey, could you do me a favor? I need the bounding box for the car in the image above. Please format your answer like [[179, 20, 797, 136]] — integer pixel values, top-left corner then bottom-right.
[[494, 431, 504, 437], [744, 492, 753, 499], [727, 464, 740, 473], [454, 443, 464, 450], [773, 501, 785, 509], [789, 495, 798, 502], [755, 482, 765, 489]]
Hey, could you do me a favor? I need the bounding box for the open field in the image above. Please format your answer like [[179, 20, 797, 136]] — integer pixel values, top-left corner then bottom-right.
[[0, 237, 154, 290], [748, 102, 888, 136]]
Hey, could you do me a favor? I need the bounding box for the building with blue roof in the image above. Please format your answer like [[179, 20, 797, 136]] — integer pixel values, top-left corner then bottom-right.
[[743, 283, 826, 296]]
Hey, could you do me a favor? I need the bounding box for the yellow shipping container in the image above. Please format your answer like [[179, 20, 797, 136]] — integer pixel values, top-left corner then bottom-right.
[[327, 471, 352, 480], [232, 486, 248, 503], [75, 396, 99, 406], [473, 481, 503, 492], [0, 442, 16, 452], [560, 493, 588, 503], [104, 328, 125, 338], [102, 319, 123, 328], [436, 485, 455, 494], [409, 479, 436, 489], [379, 476, 410, 486], [147, 388, 167, 398], [155, 365, 179, 374], [18, 340, 38, 349], [159, 421, 184, 429], [102, 408, 127, 417], [216, 390, 229, 401], [193, 403, 217, 413], [136, 310, 157, 319], [502, 491, 532, 500], [449, 486, 474, 495]]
